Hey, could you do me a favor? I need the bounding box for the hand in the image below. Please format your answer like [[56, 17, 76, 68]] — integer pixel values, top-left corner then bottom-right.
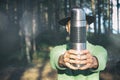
[[78, 50, 98, 70], [59, 49, 80, 70], [58, 49, 98, 70]]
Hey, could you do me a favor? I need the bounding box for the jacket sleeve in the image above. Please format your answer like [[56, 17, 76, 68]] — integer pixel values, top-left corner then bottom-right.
[[90, 45, 108, 72], [50, 45, 66, 70]]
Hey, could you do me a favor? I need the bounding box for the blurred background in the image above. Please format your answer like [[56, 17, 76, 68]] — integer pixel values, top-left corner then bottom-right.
[[0, 0, 120, 80]]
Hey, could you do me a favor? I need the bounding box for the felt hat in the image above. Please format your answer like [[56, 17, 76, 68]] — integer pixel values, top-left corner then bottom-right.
[[58, 7, 95, 26], [58, 15, 95, 26]]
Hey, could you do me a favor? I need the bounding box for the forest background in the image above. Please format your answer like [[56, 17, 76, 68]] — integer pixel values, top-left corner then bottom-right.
[[0, 0, 120, 80]]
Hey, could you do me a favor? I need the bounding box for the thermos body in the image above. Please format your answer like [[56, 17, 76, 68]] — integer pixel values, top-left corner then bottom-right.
[[70, 8, 86, 51], [70, 8, 87, 68]]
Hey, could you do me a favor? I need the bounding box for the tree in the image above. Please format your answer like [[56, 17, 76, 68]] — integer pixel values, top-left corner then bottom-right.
[[117, 0, 120, 34]]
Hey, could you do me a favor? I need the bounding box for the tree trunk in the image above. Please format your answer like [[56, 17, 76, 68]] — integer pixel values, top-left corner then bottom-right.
[[108, 0, 111, 34], [91, 0, 97, 34], [55, 0, 60, 31], [47, 0, 54, 30], [25, 36, 31, 63], [117, 0, 119, 34], [98, 0, 101, 35], [103, 0, 109, 34], [64, 0, 68, 16]]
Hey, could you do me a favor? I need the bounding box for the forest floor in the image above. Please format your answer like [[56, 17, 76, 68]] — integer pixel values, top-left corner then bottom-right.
[[0, 60, 120, 80]]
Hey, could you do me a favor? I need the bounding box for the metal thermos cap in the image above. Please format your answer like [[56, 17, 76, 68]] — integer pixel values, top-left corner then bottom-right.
[[71, 8, 86, 21]]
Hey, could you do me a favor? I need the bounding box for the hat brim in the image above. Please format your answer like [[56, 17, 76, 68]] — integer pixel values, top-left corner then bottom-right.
[[58, 15, 95, 26]]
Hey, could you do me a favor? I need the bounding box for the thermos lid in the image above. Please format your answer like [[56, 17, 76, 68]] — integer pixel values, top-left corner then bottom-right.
[[71, 8, 86, 21]]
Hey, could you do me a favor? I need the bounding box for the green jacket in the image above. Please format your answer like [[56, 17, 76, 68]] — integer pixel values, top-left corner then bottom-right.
[[50, 41, 107, 80]]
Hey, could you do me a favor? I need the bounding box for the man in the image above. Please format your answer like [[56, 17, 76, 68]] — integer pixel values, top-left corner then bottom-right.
[[50, 8, 107, 80]]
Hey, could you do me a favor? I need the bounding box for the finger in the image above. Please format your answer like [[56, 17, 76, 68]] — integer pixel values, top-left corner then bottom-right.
[[65, 62, 78, 70], [80, 54, 92, 60], [69, 54, 79, 59], [79, 63, 91, 70], [79, 56, 93, 65], [64, 57, 79, 70], [87, 58, 93, 63], [87, 57, 95, 68], [79, 60, 87, 64], [80, 55, 87, 60], [80, 51, 93, 60], [69, 59, 80, 64], [64, 50, 76, 58], [68, 49, 79, 55], [79, 57, 94, 69], [64, 57, 69, 62], [64, 57, 79, 64], [64, 51, 70, 58], [64, 50, 80, 59], [80, 50, 90, 55]]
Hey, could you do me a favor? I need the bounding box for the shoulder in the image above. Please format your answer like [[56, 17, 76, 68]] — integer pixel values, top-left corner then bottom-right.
[[53, 44, 66, 50], [87, 41, 105, 50], [87, 41, 107, 54], [50, 44, 67, 53]]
